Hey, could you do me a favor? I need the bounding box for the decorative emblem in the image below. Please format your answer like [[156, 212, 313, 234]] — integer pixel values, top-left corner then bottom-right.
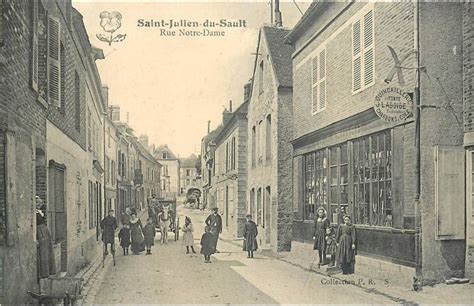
[[96, 11, 126, 46]]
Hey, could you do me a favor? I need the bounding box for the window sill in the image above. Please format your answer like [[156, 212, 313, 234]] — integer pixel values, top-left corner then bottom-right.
[[37, 96, 48, 109], [351, 82, 375, 96], [311, 107, 326, 116]]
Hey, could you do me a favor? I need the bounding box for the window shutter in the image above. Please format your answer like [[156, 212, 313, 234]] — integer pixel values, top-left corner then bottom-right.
[[352, 20, 362, 92], [363, 10, 374, 87], [48, 16, 61, 107], [0, 0, 4, 46], [311, 56, 318, 113], [434, 146, 465, 240], [319, 49, 326, 110], [32, 0, 39, 91]]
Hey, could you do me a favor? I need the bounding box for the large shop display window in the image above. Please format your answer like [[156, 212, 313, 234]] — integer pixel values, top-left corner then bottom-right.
[[303, 130, 393, 226]]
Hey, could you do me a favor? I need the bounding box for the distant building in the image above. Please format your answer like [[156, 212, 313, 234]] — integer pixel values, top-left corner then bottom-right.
[[154, 145, 180, 197], [201, 123, 223, 209], [179, 154, 201, 195]]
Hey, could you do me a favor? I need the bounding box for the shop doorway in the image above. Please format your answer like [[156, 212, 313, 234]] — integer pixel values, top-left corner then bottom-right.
[[466, 151, 474, 280]]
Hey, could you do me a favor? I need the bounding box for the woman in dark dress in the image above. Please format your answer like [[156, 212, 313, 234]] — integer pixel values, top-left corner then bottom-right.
[[130, 213, 145, 255], [243, 214, 258, 258], [336, 215, 357, 275], [313, 207, 330, 267], [36, 197, 56, 278]]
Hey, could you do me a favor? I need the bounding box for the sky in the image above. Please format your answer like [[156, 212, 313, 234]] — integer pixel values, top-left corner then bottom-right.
[[73, 1, 311, 157]]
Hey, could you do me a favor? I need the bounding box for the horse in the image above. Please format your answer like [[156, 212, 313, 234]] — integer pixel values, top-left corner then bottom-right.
[[158, 205, 171, 244]]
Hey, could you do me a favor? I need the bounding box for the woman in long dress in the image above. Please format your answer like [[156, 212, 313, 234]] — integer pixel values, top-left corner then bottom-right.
[[313, 207, 330, 267], [182, 216, 196, 254], [130, 213, 145, 255], [36, 197, 56, 278], [243, 214, 258, 258], [336, 215, 357, 274]]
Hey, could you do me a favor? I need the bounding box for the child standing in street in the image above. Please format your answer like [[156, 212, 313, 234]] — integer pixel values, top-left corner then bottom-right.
[[143, 217, 156, 255], [325, 227, 337, 267], [118, 224, 131, 255], [200, 226, 215, 263], [182, 216, 196, 254]]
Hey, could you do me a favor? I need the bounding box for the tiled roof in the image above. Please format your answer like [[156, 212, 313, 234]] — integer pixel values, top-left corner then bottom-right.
[[180, 154, 199, 168], [262, 26, 294, 88]]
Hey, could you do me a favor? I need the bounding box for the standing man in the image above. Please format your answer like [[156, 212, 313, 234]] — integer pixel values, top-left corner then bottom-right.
[[149, 194, 160, 224], [101, 209, 118, 255], [205, 207, 222, 253]]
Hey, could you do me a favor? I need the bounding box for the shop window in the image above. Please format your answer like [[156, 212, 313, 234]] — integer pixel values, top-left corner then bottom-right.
[[303, 149, 328, 220], [352, 130, 392, 226]]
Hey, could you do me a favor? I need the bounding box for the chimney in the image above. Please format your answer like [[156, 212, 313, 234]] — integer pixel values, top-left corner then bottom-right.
[[243, 83, 251, 102], [274, 0, 282, 27], [126, 112, 130, 123], [229, 100, 233, 113], [207, 120, 211, 134], [102, 85, 109, 108], [139, 135, 149, 148], [223, 108, 232, 126], [109, 105, 120, 121]]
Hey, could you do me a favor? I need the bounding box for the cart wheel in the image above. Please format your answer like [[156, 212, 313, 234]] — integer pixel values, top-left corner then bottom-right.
[[175, 218, 179, 241]]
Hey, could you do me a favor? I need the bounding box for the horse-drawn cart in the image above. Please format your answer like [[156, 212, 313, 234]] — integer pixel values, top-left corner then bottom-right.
[[153, 197, 179, 242]]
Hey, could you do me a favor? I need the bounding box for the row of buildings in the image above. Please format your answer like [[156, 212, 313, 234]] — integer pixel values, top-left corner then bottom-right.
[[201, 1, 474, 287], [0, 0, 163, 303]]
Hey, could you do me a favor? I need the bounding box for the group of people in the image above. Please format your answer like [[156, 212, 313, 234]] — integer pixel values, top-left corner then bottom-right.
[[101, 207, 159, 257], [199, 208, 259, 262], [98, 200, 260, 265], [312, 207, 357, 275]]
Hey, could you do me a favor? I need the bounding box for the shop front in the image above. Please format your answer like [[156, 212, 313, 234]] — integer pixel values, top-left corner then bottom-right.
[[292, 110, 416, 268]]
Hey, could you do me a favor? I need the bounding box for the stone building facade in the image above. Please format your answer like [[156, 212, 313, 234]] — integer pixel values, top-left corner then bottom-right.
[[286, 2, 465, 285], [179, 154, 200, 195], [201, 124, 222, 209], [155, 145, 180, 198], [135, 135, 162, 205], [44, 4, 107, 277], [247, 26, 294, 251], [211, 100, 248, 238]]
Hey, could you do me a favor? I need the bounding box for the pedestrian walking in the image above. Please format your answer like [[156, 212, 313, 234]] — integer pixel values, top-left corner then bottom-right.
[[100, 209, 118, 256], [325, 227, 337, 267], [243, 214, 258, 258], [312, 207, 330, 267], [143, 217, 156, 255], [182, 216, 196, 254], [200, 226, 215, 263], [336, 215, 357, 275], [130, 213, 145, 255], [35, 196, 56, 278], [205, 207, 222, 253], [118, 224, 131, 255]]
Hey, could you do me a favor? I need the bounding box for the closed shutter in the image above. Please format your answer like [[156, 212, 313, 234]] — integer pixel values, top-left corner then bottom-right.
[[434, 146, 465, 240], [319, 49, 326, 110], [48, 16, 61, 107], [32, 0, 39, 91], [311, 56, 318, 113], [352, 20, 362, 92], [0, 0, 4, 46], [363, 10, 374, 87]]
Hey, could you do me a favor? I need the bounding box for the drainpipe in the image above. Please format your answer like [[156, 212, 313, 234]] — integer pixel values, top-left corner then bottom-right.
[[413, 0, 423, 282]]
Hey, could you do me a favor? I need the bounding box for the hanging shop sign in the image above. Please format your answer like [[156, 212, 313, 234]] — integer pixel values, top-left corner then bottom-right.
[[374, 87, 413, 123]]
